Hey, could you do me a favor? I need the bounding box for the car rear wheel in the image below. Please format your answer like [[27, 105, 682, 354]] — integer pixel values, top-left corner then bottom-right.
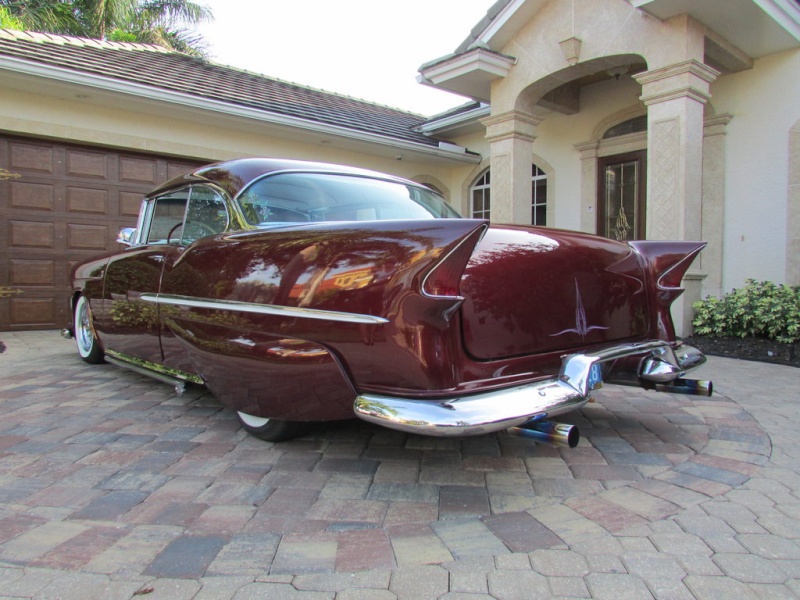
[[74, 295, 104, 364], [236, 411, 307, 442]]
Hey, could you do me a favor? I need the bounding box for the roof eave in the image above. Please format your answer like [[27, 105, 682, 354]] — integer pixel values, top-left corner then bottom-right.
[[417, 47, 516, 103], [454, 0, 550, 54], [415, 104, 492, 136], [0, 55, 480, 164]]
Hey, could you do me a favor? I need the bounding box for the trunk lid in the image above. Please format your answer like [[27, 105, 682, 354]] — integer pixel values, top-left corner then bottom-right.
[[460, 225, 649, 360]]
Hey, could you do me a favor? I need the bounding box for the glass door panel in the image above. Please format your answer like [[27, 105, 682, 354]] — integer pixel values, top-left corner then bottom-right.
[[597, 151, 646, 240]]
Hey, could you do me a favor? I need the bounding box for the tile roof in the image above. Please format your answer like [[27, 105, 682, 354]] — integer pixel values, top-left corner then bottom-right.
[[454, 0, 512, 54], [0, 29, 442, 149]]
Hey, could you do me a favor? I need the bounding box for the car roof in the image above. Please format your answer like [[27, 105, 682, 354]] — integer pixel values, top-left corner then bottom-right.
[[146, 158, 422, 200]]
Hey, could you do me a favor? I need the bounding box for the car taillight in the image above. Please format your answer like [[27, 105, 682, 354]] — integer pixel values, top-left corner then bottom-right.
[[422, 225, 486, 298]]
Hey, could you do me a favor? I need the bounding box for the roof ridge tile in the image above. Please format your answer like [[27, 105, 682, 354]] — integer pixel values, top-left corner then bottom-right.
[[0, 28, 168, 52]]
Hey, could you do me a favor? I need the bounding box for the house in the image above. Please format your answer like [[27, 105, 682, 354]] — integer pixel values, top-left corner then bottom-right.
[[2, 0, 799, 334], [418, 0, 800, 333]]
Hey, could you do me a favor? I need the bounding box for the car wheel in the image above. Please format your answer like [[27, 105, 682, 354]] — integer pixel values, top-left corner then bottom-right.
[[236, 411, 307, 442], [74, 295, 104, 364]]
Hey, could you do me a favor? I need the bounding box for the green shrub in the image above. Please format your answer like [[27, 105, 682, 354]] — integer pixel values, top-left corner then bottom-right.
[[692, 279, 800, 343]]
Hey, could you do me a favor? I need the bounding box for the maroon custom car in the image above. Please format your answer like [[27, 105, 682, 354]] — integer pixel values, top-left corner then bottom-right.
[[65, 158, 711, 444]]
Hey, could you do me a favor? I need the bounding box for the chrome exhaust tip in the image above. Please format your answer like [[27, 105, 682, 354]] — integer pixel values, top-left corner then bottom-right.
[[652, 378, 713, 397], [60, 328, 74, 340], [507, 420, 579, 448]]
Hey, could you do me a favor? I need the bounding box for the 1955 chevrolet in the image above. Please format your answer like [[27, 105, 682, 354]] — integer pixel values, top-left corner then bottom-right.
[[64, 158, 712, 444]]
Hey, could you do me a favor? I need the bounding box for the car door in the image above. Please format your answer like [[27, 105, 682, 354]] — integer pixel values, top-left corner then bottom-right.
[[157, 185, 230, 374], [98, 189, 190, 364]]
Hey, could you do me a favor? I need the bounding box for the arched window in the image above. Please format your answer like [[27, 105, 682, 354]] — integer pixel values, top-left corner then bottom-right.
[[602, 115, 647, 139], [470, 170, 491, 219], [531, 164, 547, 226], [470, 165, 548, 225]]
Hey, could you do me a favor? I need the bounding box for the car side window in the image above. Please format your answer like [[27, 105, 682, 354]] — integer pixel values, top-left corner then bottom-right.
[[181, 186, 228, 245], [146, 190, 190, 244], [144, 186, 228, 245]]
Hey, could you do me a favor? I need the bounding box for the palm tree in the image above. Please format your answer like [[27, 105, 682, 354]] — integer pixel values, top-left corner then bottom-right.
[[104, 0, 212, 55], [0, 1, 83, 34], [0, 0, 211, 56]]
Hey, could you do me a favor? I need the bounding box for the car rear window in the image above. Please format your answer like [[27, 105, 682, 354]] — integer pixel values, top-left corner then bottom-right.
[[236, 172, 461, 227]]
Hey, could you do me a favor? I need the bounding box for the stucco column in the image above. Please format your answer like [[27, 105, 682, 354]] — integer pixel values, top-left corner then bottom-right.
[[575, 141, 600, 234], [702, 113, 733, 299], [789, 122, 800, 285], [481, 110, 541, 224], [635, 60, 719, 240], [634, 60, 720, 335]]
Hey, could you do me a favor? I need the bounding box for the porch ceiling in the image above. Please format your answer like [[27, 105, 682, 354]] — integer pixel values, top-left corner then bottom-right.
[[632, 0, 800, 58]]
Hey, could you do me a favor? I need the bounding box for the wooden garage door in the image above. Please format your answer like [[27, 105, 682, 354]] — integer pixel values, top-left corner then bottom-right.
[[0, 136, 206, 331]]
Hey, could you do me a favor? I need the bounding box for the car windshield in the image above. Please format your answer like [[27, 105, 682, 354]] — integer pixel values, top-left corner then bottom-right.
[[236, 172, 461, 227]]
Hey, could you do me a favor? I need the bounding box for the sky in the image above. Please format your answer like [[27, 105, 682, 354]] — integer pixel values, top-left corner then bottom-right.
[[194, 0, 496, 116]]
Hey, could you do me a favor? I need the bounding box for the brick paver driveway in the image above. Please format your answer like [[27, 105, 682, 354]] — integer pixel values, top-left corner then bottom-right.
[[0, 331, 798, 599]]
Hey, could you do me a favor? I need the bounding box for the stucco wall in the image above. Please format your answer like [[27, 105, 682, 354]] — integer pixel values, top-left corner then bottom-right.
[[0, 86, 467, 204], [708, 48, 800, 290], [490, 0, 703, 115]]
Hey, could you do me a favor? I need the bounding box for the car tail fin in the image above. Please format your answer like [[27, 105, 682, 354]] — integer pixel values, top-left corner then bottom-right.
[[629, 241, 706, 307], [422, 224, 488, 299]]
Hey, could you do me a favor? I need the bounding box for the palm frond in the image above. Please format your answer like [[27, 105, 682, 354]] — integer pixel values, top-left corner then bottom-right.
[[1, 0, 211, 56], [2, 0, 84, 35], [139, 0, 211, 27]]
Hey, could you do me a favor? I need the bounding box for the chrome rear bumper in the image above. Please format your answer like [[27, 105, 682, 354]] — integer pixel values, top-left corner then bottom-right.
[[353, 340, 710, 437]]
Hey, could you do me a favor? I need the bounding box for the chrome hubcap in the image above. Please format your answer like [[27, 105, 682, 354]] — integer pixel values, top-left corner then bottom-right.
[[76, 300, 93, 354]]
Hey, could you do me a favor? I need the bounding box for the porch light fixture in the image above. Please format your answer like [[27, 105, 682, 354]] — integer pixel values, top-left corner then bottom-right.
[[607, 66, 629, 80]]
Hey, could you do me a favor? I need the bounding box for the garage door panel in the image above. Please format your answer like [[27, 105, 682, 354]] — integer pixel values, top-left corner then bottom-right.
[[66, 148, 109, 178], [120, 191, 143, 217], [10, 295, 57, 327], [120, 156, 158, 183], [10, 220, 55, 249], [67, 186, 108, 214], [67, 223, 110, 251], [9, 140, 56, 174], [10, 181, 55, 211], [10, 259, 55, 287], [167, 161, 199, 179]]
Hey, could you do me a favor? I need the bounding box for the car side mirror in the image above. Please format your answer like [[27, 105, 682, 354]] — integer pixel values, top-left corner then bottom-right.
[[117, 227, 137, 246]]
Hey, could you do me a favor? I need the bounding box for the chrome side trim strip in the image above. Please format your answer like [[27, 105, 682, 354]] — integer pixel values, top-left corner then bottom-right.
[[140, 293, 389, 325], [105, 349, 204, 395]]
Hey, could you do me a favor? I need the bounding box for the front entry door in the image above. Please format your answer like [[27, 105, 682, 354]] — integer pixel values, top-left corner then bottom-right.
[[597, 151, 646, 241]]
